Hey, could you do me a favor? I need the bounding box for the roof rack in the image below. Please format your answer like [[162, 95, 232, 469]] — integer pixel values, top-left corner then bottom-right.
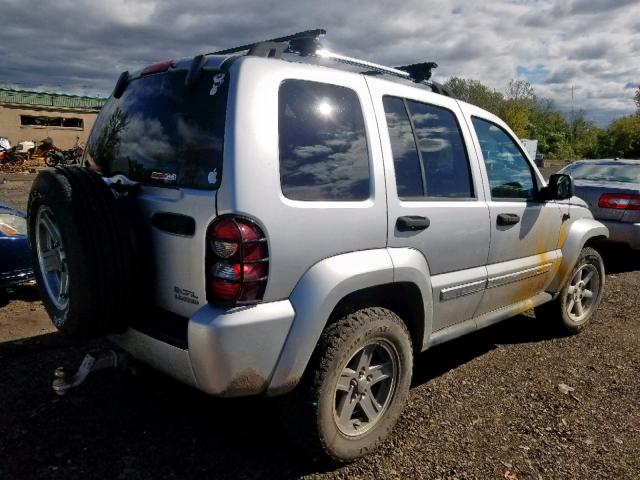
[[210, 29, 326, 56], [209, 29, 452, 96]]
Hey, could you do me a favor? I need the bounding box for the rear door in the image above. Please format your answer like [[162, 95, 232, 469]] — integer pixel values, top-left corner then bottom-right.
[[366, 77, 490, 332], [462, 107, 563, 316]]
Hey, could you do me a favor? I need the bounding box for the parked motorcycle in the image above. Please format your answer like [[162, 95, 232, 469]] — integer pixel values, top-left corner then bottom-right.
[[0, 137, 27, 168], [28, 137, 56, 163], [44, 139, 85, 167]]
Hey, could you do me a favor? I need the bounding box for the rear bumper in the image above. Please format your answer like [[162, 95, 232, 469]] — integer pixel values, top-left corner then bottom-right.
[[598, 220, 640, 250], [112, 300, 295, 397]]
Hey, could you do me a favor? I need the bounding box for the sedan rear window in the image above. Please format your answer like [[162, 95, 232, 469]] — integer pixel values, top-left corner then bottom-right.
[[564, 163, 640, 184]]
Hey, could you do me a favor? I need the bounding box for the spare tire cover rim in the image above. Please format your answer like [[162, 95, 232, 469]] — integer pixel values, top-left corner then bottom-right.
[[35, 206, 69, 310]]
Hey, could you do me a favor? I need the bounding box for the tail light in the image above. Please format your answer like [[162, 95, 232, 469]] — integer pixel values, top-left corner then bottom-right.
[[598, 193, 640, 210], [206, 216, 269, 305], [141, 59, 174, 76]]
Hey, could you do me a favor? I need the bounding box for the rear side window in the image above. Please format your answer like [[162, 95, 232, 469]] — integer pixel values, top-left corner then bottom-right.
[[85, 68, 228, 190], [471, 117, 536, 200], [383, 96, 474, 199], [279, 80, 370, 201]]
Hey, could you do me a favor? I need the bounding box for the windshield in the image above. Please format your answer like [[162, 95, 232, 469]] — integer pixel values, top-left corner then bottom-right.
[[564, 162, 640, 184], [85, 68, 228, 190]]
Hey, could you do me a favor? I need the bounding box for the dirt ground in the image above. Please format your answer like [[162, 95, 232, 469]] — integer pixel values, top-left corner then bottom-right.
[[1, 166, 638, 479]]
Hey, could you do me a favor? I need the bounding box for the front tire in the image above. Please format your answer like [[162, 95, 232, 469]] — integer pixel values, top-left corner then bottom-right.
[[535, 247, 605, 334], [281, 307, 413, 464]]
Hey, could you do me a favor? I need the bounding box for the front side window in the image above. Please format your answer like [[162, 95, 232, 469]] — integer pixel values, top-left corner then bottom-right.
[[383, 96, 474, 199], [472, 117, 536, 200], [279, 80, 370, 201]]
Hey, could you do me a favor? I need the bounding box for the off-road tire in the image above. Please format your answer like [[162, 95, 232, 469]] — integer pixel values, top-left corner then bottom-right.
[[27, 167, 136, 338], [280, 307, 413, 464], [535, 247, 605, 334]]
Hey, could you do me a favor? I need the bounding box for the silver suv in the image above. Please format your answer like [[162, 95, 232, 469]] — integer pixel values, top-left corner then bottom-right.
[[27, 30, 608, 463]]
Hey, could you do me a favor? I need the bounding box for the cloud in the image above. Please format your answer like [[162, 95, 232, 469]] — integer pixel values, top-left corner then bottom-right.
[[0, 0, 638, 126], [568, 0, 638, 15], [568, 42, 610, 61], [543, 67, 579, 85]]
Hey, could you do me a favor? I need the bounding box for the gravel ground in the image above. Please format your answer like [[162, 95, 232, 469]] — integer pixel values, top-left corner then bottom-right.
[[1, 166, 638, 479]]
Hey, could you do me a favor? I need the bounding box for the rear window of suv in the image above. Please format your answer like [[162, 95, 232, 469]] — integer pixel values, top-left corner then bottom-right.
[[278, 80, 370, 201], [85, 68, 228, 190]]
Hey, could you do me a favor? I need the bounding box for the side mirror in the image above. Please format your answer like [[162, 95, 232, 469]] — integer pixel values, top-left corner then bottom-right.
[[544, 173, 575, 200]]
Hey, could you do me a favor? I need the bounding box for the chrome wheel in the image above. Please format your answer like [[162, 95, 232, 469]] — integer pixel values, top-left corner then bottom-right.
[[334, 339, 398, 436], [35, 206, 69, 310], [565, 263, 600, 323]]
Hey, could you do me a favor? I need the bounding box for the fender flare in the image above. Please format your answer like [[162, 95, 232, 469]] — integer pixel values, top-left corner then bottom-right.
[[548, 217, 608, 294], [266, 248, 434, 395]]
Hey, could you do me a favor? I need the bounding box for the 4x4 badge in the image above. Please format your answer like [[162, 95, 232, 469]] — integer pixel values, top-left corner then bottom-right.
[[174, 286, 199, 305]]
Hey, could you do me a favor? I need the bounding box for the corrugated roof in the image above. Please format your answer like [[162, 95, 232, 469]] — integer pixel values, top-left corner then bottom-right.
[[0, 88, 107, 110]]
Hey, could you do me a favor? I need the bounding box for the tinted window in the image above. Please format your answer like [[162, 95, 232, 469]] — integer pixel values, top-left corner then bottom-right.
[[85, 69, 227, 190], [407, 101, 473, 198], [383, 97, 423, 198], [383, 97, 473, 199], [472, 117, 536, 199], [279, 80, 370, 201]]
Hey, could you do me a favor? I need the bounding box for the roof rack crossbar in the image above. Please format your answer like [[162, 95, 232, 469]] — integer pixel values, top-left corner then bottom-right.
[[316, 49, 411, 80], [206, 28, 454, 98], [210, 29, 326, 55]]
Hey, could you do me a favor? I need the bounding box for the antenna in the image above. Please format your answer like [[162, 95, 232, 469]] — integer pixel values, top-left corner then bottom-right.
[[571, 85, 575, 155]]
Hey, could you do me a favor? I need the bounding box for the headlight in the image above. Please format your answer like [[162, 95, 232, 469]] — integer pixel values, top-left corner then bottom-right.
[[0, 213, 27, 236]]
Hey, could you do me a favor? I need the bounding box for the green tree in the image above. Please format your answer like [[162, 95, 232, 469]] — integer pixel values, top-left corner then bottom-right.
[[506, 79, 535, 104], [500, 100, 529, 137], [635, 86, 640, 113], [444, 77, 504, 115], [606, 115, 640, 158], [499, 80, 536, 138], [570, 110, 603, 159]]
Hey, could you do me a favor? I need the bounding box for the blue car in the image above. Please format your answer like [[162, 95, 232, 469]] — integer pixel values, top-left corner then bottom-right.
[[0, 201, 34, 288]]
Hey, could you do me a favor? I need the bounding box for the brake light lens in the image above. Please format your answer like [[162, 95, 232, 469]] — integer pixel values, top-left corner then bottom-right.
[[598, 193, 640, 210], [206, 216, 268, 304], [141, 59, 174, 76]]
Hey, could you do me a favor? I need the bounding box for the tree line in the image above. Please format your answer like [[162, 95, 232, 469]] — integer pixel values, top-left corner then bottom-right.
[[444, 78, 640, 160]]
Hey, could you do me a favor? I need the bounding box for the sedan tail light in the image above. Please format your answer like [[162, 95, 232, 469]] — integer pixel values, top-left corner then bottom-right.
[[206, 216, 268, 305], [598, 193, 640, 210]]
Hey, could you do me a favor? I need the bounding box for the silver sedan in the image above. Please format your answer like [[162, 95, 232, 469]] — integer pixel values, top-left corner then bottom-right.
[[560, 159, 640, 250]]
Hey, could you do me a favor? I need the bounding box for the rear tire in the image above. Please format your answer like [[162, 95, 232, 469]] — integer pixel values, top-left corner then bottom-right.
[[280, 307, 413, 464], [534, 247, 605, 334], [27, 167, 136, 338]]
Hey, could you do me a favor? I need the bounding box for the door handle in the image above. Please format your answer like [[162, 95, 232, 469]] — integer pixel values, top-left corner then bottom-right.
[[396, 215, 430, 232], [497, 213, 520, 226]]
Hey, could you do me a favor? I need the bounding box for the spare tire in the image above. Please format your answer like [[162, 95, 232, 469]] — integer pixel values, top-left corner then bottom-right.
[[28, 167, 136, 339]]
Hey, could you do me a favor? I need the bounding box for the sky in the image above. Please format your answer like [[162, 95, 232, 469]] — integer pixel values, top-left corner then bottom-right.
[[1, 0, 638, 126]]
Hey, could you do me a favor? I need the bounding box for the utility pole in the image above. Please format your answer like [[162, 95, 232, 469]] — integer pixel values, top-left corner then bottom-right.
[[570, 85, 575, 156]]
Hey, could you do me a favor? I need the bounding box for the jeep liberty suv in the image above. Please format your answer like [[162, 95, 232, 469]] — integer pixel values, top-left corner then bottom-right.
[[27, 30, 608, 463]]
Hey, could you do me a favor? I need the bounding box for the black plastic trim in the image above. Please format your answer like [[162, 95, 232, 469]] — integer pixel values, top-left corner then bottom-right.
[[151, 212, 196, 236], [133, 307, 189, 349], [113, 71, 130, 99]]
